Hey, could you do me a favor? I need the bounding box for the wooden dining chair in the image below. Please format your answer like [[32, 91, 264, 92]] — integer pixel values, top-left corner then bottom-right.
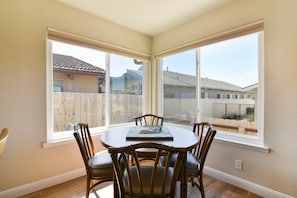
[[0, 128, 9, 157], [159, 122, 216, 198], [132, 114, 165, 164], [187, 122, 217, 198], [73, 123, 113, 198], [108, 142, 187, 198], [135, 114, 164, 126]]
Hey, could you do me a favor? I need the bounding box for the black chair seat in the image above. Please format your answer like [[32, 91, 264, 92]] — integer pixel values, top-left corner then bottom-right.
[[88, 150, 113, 178], [161, 152, 199, 176]]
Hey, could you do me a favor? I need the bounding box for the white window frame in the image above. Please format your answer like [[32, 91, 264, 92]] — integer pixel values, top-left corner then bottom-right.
[[212, 31, 264, 147], [45, 34, 149, 143], [158, 30, 266, 150]]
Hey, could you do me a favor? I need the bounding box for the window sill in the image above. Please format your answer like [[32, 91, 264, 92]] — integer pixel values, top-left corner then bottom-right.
[[43, 123, 134, 148], [42, 131, 106, 148], [42, 137, 75, 148], [214, 137, 270, 153], [164, 122, 270, 153]]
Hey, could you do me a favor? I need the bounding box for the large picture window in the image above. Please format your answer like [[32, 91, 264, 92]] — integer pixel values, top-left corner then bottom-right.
[[161, 30, 264, 145], [47, 39, 145, 141], [199, 33, 259, 137]]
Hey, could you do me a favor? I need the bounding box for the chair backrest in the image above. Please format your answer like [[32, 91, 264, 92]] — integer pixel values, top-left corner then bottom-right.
[[73, 123, 94, 168], [108, 142, 186, 197], [0, 128, 9, 156], [134, 114, 164, 126], [192, 122, 216, 172]]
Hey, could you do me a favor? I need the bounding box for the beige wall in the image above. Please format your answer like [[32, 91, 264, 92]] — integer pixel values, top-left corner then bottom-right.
[[0, 0, 151, 192], [1, 0, 297, 197], [153, 0, 297, 196], [152, 0, 264, 55]]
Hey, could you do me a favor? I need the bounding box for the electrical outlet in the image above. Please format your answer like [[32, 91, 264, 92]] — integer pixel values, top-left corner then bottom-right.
[[235, 160, 242, 170]]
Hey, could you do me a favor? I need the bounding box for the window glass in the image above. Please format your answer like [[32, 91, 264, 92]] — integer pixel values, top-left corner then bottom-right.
[[48, 40, 144, 139], [200, 33, 259, 136], [161, 31, 262, 140], [51, 41, 106, 133], [110, 54, 143, 124], [162, 49, 197, 125]]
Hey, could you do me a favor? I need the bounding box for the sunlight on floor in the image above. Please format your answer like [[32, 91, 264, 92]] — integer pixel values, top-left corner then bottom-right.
[[79, 184, 114, 198], [75, 182, 201, 198], [93, 184, 113, 198]]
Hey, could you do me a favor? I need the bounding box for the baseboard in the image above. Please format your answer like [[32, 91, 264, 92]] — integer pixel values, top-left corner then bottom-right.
[[0, 168, 85, 198], [0, 167, 293, 198], [204, 166, 294, 198]]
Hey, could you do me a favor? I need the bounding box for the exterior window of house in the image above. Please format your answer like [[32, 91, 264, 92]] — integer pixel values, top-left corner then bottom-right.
[[201, 92, 205, 99], [161, 30, 264, 145], [53, 79, 64, 92], [47, 39, 144, 141]]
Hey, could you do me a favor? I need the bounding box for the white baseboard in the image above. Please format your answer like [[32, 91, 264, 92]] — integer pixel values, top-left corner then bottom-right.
[[0, 168, 85, 198], [204, 166, 294, 198], [0, 167, 293, 198]]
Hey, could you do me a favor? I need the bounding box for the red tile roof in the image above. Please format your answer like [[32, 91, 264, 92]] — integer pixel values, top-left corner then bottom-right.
[[53, 54, 104, 74]]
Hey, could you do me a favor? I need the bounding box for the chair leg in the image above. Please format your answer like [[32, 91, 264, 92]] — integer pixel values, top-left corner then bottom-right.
[[199, 175, 205, 198], [86, 176, 91, 198], [113, 177, 119, 198], [191, 177, 194, 186]]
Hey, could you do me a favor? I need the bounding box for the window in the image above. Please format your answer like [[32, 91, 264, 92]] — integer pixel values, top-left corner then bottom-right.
[[162, 49, 197, 125], [200, 33, 260, 138], [47, 39, 146, 141], [53, 79, 64, 92], [161, 30, 264, 146]]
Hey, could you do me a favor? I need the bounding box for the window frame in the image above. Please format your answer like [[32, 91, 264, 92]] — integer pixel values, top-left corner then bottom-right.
[[158, 27, 265, 147], [46, 29, 150, 142]]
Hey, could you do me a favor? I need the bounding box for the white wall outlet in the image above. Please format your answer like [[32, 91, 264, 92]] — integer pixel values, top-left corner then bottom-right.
[[235, 159, 242, 170]]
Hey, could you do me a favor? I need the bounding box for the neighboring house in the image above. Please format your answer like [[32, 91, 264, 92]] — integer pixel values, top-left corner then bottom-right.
[[164, 70, 257, 99], [53, 53, 257, 99], [110, 69, 143, 94], [53, 54, 105, 93], [112, 69, 257, 123], [113, 68, 257, 99]]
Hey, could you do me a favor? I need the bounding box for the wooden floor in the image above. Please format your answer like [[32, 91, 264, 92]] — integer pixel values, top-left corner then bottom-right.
[[20, 175, 262, 198]]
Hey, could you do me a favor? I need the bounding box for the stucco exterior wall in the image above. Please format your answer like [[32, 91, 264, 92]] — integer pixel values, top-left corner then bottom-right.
[[53, 72, 99, 93]]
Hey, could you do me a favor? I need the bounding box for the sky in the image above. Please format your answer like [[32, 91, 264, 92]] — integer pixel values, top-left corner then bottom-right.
[[52, 32, 259, 87], [162, 33, 259, 87], [52, 41, 140, 77]]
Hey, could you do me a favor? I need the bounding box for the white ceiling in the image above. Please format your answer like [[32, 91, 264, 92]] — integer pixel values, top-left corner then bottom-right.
[[57, 0, 232, 36]]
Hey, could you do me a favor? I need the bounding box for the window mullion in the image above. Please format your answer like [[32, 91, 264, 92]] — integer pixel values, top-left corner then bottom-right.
[[196, 48, 201, 122], [105, 53, 110, 126], [46, 40, 54, 141]]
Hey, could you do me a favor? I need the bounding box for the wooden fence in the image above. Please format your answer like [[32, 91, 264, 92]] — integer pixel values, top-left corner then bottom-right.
[[53, 93, 257, 135], [201, 117, 257, 135], [53, 92, 142, 132]]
